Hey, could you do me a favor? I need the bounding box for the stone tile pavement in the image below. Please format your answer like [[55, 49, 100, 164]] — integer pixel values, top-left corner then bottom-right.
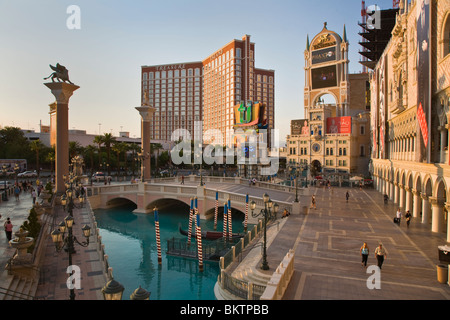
[[260, 186, 450, 299]]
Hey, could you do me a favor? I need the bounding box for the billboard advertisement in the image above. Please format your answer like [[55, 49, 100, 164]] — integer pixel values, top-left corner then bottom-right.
[[326, 116, 351, 134], [311, 47, 337, 64], [416, 0, 431, 162], [311, 65, 337, 89]]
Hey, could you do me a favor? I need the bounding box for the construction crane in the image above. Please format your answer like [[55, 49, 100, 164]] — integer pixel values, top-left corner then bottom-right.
[[393, 0, 400, 8]]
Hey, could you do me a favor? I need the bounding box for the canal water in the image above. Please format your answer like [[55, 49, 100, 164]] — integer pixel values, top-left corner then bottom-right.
[[94, 202, 247, 300]]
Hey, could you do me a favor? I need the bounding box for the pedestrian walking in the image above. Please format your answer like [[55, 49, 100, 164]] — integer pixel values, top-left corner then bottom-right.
[[310, 195, 316, 209], [4, 218, 13, 241], [360, 242, 369, 268], [14, 185, 20, 202], [405, 210, 411, 228], [346, 191, 350, 203], [31, 189, 36, 204], [395, 208, 402, 225], [374, 244, 387, 270]]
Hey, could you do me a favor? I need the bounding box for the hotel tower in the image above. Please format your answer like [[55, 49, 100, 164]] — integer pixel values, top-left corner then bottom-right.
[[141, 35, 275, 147]]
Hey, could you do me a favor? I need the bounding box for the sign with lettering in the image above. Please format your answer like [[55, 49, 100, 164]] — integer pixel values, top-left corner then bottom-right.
[[312, 33, 337, 50], [155, 64, 186, 71], [326, 116, 351, 134], [311, 47, 336, 64]]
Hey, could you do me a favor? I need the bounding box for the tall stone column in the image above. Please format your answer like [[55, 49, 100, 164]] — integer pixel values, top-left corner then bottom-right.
[[389, 181, 394, 200], [394, 183, 399, 204], [405, 186, 412, 213], [445, 203, 450, 243], [399, 184, 405, 210], [421, 193, 431, 225], [44, 82, 79, 194], [412, 190, 421, 218], [429, 197, 445, 233], [136, 105, 155, 182]]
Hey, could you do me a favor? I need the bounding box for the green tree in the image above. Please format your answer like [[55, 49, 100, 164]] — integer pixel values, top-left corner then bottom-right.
[[0, 126, 32, 160], [30, 140, 45, 176], [112, 142, 129, 176], [102, 133, 116, 176], [151, 143, 163, 171], [69, 141, 83, 160], [93, 135, 104, 170]]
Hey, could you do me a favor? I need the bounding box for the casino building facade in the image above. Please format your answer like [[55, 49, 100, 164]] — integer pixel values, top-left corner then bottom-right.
[[370, 0, 450, 241], [286, 23, 371, 184], [141, 35, 275, 147]]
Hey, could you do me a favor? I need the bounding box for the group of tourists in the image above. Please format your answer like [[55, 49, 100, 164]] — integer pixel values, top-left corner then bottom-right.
[[360, 242, 388, 270]]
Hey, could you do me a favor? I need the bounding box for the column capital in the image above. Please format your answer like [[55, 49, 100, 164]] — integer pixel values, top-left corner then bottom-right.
[[136, 106, 156, 122], [428, 196, 445, 206], [445, 202, 450, 210], [420, 192, 429, 200], [44, 82, 79, 104]]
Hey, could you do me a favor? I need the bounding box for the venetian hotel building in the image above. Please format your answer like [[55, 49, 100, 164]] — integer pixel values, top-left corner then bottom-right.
[[141, 35, 275, 146]]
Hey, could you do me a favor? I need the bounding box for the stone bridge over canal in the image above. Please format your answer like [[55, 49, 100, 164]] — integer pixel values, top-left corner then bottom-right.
[[87, 176, 301, 224]]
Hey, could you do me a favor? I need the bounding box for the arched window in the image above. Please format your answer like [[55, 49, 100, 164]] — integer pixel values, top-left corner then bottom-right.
[[442, 13, 450, 57]]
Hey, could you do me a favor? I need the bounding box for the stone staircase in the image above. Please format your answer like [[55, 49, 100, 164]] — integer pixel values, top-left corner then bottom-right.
[[0, 270, 39, 300]]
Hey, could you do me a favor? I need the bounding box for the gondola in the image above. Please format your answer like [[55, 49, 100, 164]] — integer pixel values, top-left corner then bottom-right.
[[178, 225, 244, 240]]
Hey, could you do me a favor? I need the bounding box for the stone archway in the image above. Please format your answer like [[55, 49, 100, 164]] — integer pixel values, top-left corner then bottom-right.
[[310, 160, 322, 178]]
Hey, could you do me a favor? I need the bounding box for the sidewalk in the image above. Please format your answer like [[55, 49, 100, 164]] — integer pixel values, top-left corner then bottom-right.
[[0, 188, 108, 300], [0, 190, 36, 270], [258, 186, 450, 299]]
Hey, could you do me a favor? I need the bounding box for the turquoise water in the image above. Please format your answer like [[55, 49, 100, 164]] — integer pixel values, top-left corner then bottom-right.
[[94, 203, 247, 300]]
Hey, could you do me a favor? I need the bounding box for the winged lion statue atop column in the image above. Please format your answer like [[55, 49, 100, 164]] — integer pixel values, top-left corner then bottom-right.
[[43, 63, 74, 85]]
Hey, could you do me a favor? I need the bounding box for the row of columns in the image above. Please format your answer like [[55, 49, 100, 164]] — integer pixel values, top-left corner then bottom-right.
[[375, 175, 450, 242]]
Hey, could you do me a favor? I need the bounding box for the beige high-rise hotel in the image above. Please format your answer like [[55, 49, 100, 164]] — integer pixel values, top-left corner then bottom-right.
[[141, 35, 274, 147]]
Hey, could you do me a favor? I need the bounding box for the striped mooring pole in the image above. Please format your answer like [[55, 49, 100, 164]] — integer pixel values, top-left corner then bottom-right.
[[227, 198, 232, 241], [196, 208, 203, 272], [223, 202, 228, 241], [244, 194, 249, 232], [187, 198, 194, 246], [214, 191, 218, 230], [153, 207, 162, 265]]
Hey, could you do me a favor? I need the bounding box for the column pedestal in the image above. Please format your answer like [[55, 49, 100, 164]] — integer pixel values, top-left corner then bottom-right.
[[44, 82, 80, 194]]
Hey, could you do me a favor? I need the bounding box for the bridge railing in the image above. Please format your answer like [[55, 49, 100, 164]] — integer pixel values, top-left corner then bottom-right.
[[217, 218, 268, 299]]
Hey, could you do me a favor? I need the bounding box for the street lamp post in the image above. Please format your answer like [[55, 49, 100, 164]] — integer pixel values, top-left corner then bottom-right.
[[302, 163, 309, 188], [249, 193, 279, 270], [51, 215, 91, 300]]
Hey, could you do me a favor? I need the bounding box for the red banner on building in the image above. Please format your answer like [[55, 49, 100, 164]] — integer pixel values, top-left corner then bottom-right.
[[417, 102, 428, 147], [326, 116, 351, 134]]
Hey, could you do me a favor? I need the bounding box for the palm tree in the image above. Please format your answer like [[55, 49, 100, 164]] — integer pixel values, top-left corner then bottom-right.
[[83, 144, 97, 179], [102, 133, 116, 176], [112, 142, 129, 177], [151, 143, 163, 173], [128, 143, 141, 176], [30, 140, 45, 176], [93, 135, 104, 171], [69, 141, 82, 159], [45, 148, 55, 179]]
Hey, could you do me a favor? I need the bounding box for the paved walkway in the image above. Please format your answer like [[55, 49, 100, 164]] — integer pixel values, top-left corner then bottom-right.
[[255, 186, 450, 299], [0, 190, 37, 270], [0, 186, 108, 300]]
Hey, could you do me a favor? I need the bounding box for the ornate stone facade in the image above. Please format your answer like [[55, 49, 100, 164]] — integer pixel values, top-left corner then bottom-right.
[[371, 0, 450, 241], [286, 24, 371, 183]]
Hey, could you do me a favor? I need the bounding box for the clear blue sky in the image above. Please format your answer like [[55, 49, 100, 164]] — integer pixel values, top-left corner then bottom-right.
[[0, 0, 394, 144]]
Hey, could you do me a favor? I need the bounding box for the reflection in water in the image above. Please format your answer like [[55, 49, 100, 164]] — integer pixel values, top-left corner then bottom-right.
[[94, 203, 247, 300]]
